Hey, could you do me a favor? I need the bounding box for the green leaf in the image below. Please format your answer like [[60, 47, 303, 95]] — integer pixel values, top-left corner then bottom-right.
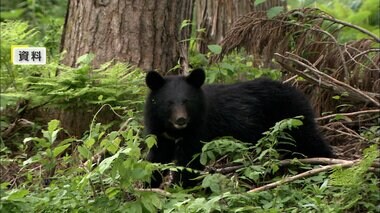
[[24, 137, 49, 148], [48, 119, 60, 133], [180, 19, 192, 30], [23, 137, 36, 143], [254, 0, 266, 6], [145, 135, 157, 149], [332, 95, 341, 100], [0, 9, 25, 19], [2, 189, 29, 201], [50, 129, 60, 143], [266, 6, 284, 18], [287, 118, 303, 128], [141, 194, 155, 212], [58, 138, 76, 146], [271, 164, 279, 173], [23, 155, 42, 166], [124, 129, 134, 141], [201, 174, 228, 193], [84, 138, 95, 148], [207, 150, 216, 162], [126, 202, 143, 213], [333, 114, 352, 122], [107, 137, 121, 154], [98, 153, 119, 174], [100, 138, 110, 148], [148, 193, 162, 209], [53, 144, 71, 157], [200, 152, 208, 165], [207, 44, 222, 54], [140, 192, 162, 212], [76, 53, 95, 65], [105, 187, 120, 199], [0, 182, 9, 190], [78, 145, 92, 159]]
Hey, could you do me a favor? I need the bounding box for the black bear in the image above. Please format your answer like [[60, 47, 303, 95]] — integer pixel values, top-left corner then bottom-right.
[[144, 68, 333, 187]]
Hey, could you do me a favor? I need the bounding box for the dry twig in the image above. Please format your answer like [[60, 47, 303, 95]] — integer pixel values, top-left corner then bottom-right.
[[316, 109, 380, 121], [135, 188, 171, 197], [248, 160, 358, 193], [321, 124, 367, 141]]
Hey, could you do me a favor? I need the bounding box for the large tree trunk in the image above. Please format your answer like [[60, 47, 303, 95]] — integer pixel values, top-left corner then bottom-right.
[[61, 0, 194, 73], [195, 0, 285, 53]]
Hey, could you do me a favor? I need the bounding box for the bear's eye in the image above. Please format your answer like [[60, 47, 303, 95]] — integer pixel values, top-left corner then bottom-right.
[[182, 99, 189, 104], [168, 101, 174, 106]]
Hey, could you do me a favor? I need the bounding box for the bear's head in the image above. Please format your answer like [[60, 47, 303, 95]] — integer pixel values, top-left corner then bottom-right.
[[145, 69, 206, 132]]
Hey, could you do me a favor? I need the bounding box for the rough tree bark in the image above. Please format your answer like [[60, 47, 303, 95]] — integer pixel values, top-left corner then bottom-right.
[[61, 0, 194, 73]]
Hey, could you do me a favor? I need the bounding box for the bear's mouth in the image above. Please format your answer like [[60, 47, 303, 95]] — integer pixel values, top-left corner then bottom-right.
[[173, 123, 187, 129], [170, 116, 189, 130]]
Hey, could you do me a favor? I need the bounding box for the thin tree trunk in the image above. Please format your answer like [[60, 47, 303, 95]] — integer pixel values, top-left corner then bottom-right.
[[195, 0, 285, 53], [195, 0, 254, 53]]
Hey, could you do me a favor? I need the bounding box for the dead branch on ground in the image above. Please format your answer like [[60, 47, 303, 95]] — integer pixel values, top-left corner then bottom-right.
[[210, 157, 380, 175], [316, 109, 380, 121], [247, 160, 358, 193]]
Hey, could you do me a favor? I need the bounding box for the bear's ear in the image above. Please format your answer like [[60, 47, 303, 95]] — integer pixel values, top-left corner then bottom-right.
[[146, 71, 165, 90], [186, 68, 205, 88]]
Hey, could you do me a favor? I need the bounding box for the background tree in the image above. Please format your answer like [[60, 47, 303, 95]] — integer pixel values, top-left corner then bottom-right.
[[61, 0, 194, 73], [195, 0, 286, 53]]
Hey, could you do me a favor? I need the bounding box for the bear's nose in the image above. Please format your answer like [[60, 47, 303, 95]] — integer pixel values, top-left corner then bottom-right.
[[175, 117, 187, 126]]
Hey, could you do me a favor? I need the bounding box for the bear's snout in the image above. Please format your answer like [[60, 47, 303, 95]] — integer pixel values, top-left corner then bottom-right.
[[170, 105, 189, 129], [175, 117, 187, 126]]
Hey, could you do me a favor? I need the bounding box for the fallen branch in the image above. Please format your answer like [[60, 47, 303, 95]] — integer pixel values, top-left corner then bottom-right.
[[214, 159, 347, 174], [283, 54, 324, 84], [1, 118, 34, 139], [135, 188, 171, 197], [211, 157, 380, 175], [212, 165, 245, 174], [279, 157, 353, 166], [316, 109, 380, 121], [248, 160, 358, 193]]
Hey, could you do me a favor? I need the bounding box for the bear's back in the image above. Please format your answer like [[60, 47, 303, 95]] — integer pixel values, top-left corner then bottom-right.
[[201, 78, 316, 143]]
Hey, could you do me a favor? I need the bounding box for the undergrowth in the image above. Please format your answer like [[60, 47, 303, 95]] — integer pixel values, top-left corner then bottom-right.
[[1, 115, 378, 212]]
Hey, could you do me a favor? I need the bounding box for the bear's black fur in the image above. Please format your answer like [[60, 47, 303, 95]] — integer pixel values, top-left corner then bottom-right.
[[144, 68, 333, 187]]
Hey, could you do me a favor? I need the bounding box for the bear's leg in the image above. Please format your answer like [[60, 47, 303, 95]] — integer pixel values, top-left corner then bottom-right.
[[296, 130, 334, 158], [172, 139, 204, 188], [147, 136, 176, 188], [289, 124, 334, 158]]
